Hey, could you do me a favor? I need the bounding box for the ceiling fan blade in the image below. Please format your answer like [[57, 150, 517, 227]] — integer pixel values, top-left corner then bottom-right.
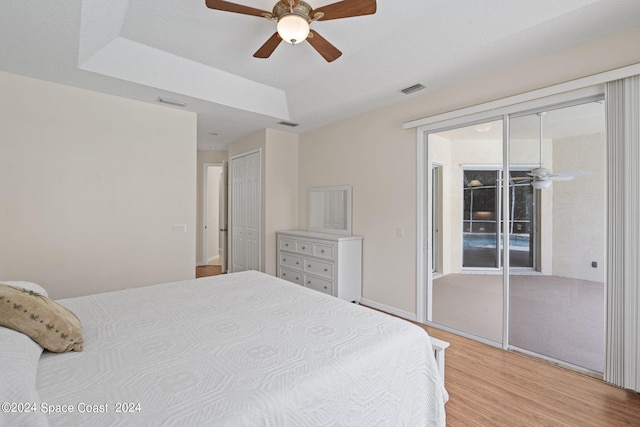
[[254, 33, 283, 58], [205, 0, 272, 18], [312, 0, 376, 21], [306, 30, 342, 62], [549, 171, 593, 181]]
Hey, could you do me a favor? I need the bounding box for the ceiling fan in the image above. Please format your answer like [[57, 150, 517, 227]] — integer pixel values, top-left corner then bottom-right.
[[205, 0, 377, 62], [514, 112, 591, 189]]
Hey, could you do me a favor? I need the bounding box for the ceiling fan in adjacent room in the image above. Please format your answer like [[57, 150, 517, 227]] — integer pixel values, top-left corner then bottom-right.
[[205, 0, 377, 62], [514, 112, 591, 189]]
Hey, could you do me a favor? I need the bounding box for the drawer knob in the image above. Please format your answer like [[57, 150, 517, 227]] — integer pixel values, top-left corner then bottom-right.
[[307, 281, 311, 284], [282, 273, 286, 277], [324, 286, 328, 289], [296, 261, 300, 265], [321, 249, 325, 253], [283, 258, 286, 262], [324, 268, 328, 272], [296, 277, 299, 280], [308, 265, 312, 268], [302, 246, 306, 250]]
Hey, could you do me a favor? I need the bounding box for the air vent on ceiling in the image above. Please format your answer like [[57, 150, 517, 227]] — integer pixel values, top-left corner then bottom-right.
[[278, 121, 299, 127], [157, 97, 188, 107], [400, 83, 426, 95]]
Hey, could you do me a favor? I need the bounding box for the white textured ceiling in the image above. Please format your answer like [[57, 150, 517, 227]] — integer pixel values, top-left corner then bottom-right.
[[1, 0, 639, 150]]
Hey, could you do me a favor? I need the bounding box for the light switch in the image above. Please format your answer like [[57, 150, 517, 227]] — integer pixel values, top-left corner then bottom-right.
[[396, 227, 404, 238], [173, 224, 187, 234]]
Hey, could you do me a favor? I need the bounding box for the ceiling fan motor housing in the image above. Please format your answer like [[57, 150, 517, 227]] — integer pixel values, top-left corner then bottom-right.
[[273, 1, 313, 21], [530, 167, 551, 177]]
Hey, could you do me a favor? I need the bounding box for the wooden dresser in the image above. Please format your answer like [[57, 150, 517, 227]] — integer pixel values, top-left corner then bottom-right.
[[276, 230, 363, 302]]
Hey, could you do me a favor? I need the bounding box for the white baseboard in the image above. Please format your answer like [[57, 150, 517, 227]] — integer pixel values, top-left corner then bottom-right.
[[359, 299, 417, 322]]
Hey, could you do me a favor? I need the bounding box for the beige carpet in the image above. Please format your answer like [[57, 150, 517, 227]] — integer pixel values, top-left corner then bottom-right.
[[433, 274, 503, 342], [433, 273, 605, 372]]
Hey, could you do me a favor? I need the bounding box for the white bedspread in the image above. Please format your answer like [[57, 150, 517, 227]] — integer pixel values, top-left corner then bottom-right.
[[37, 271, 447, 426]]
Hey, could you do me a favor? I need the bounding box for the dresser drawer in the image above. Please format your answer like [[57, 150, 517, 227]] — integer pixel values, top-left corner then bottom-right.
[[280, 253, 303, 270], [313, 243, 335, 260], [279, 238, 296, 252], [279, 267, 303, 285], [305, 258, 333, 279], [295, 240, 313, 255], [305, 275, 333, 295]]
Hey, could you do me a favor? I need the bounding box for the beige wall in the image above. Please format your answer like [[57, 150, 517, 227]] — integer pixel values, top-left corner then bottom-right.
[[299, 113, 418, 312], [196, 150, 228, 265], [0, 71, 197, 299], [298, 28, 640, 315], [552, 133, 606, 282], [228, 130, 266, 159], [263, 129, 299, 275]]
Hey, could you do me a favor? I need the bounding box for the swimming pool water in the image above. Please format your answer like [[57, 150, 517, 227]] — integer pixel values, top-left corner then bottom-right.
[[464, 233, 530, 248]]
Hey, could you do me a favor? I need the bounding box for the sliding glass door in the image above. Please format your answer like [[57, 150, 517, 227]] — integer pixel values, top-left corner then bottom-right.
[[508, 102, 606, 372], [428, 120, 504, 344], [425, 100, 606, 372]]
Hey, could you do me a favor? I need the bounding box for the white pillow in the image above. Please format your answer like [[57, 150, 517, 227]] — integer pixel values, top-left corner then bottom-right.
[[0, 327, 50, 426], [0, 281, 48, 297]]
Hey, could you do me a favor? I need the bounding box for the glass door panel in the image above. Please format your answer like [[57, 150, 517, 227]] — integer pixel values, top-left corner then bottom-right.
[[428, 119, 504, 344], [505, 170, 535, 268], [508, 103, 606, 372]]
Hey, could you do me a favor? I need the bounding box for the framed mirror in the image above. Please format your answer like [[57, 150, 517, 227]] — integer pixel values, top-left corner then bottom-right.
[[308, 185, 352, 235]]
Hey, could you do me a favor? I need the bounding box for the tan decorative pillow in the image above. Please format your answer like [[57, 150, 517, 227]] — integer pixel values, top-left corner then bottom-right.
[[0, 284, 83, 352]]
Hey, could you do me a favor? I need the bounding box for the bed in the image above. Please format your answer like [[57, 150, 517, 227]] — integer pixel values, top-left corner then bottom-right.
[[1, 271, 448, 426]]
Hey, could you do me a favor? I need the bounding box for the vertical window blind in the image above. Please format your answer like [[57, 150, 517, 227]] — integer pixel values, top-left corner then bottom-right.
[[605, 75, 640, 392]]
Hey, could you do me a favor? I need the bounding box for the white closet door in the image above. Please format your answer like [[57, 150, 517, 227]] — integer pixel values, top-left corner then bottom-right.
[[244, 152, 260, 271], [230, 151, 261, 272], [231, 156, 245, 272]]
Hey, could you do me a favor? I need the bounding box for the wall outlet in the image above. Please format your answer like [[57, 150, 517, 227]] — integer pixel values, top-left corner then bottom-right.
[[592, 261, 598, 268], [173, 224, 187, 234]]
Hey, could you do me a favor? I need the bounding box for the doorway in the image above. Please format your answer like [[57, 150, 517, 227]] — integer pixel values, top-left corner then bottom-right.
[[203, 163, 227, 272]]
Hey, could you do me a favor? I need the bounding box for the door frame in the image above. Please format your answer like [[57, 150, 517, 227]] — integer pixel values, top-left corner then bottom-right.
[[228, 149, 262, 273]]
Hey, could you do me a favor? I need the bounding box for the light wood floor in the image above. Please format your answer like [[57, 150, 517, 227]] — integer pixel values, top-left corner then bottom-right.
[[195, 264, 223, 278], [418, 324, 640, 426]]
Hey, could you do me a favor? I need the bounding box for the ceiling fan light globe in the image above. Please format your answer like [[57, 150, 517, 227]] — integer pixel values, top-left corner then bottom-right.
[[277, 14, 309, 44], [531, 180, 552, 190]]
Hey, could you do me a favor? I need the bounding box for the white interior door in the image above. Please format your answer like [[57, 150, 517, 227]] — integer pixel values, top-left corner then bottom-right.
[[244, 152, 260, 271], [231, 156, 245, 272], [230, 151, 261, 272]]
